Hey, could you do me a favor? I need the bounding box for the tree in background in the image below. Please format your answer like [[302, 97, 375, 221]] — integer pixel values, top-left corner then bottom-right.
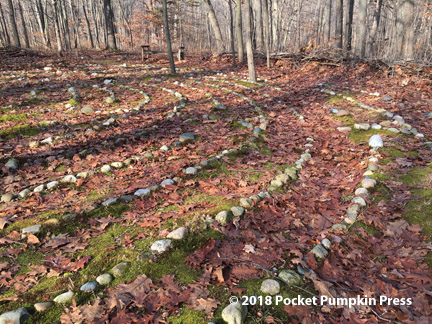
[[162, 0, 176, 74]]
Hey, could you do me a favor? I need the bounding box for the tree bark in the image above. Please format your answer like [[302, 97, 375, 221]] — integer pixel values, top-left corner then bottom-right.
[[0, 2, 11, 46], [346, 0, 354, 52], [18, 1, 29, 48], [399, 0, 415, 60], [368, 0, 383, 56], [6, 0, 20, 47], [203, 0, 225, 54], [244, 0, 256, 82], [162, 0, 176, 74], [228, 0, 236, 65], [52, 0, 63, 54], [357, 0, 367, 58], [236, 0, 245, 63], [103, 0, 117, 50], [323, 0, 332, 42], [335, 0, 343, 49], [82, 0, 94, 48], [263, 0, 270, 67]]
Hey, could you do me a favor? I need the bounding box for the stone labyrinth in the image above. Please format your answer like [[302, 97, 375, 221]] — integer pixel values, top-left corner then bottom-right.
[[0, 56, 431, 323]]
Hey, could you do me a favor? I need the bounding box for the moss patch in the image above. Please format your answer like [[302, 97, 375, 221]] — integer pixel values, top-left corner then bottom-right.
[[0, 124, 40, 139], [0, 113, 28, 122]]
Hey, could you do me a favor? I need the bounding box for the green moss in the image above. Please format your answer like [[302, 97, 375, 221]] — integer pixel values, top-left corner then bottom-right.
[[0, 113, 27, 122], [0, 124, 40, 139], [54, 164, 66, 172], [382, 147, 404, 158], [350, 221, 380, 236], [168, 308, 208, 324], [236, 80, 260, 88], [15, 250, 45, 275], [399, 166, 432, 186], [68, 98, 80, 106], [348, 129, 399, 145], [86, 203, 130, 220], [333, 115, 356, 125]]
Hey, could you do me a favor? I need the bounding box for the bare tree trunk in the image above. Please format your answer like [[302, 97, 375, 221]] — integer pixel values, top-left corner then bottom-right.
[[104, 0, 117, 50], [35, 0, 50, 48], [0, 2, 11, 46], [346, 0, 354, 52], [399, 0, 415, 60], [244, 0, 256, 82], [82, 0, 94, 48], [162, 0, 176, 74], [52, 0, 63, 54], [203, 0, 225, 54], [335, 0, 343, 49], [6, 0, 20, 47], [228, 0, 236, 65], [236, 0, 244, 62], [368, 0, 383, 56], [17, 1, 29, 48], [357, 0, 367, 58], [263, 0, 270, 67], [323, 0, 332, 42]]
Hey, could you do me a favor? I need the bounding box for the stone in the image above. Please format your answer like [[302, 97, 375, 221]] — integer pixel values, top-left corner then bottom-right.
[[53, 291, 74, 304], [151, 239, 172, 253], [221, 302, 247, 324], [369, 157, 379, 163], [81, 106, 94, 114], [368, 164, 379, 171], [416, 133, 424, 138], [321, 238, 331, 249], [18, 189, 30, 199], [371, 123, 382, 130], [239, 198, 253, 209], [215, 211, 232, 224], [362, 178, 377, 189], [22, 224, 41, 235], [101, 165, 111, 173], [231, 206, 245, 217], [368, 135, 383, 149], [167, 227, 188, 240], [363, 170, 374, 176], [260, 279, 280, 295], [160, 145, 170, 152], [80, 281, 98, 292], [253, 128, 262, 137], [380, 120, 392, 127], [105, 96, 115, 104], [29, 141, 39, 148], [311, 244, 328, 259], [354, 123, 370, 130], [112, 262, 129, 277], [0, 308, 30, 324], [102, 197, 118, 207], [352, 196, 366, 207], [62, 213, 77, 221], [44, 219, 59, 225], [34, 302, 53, 312], [41, 137, 53, 145], [114, 138, 126, 146], [179, 132, 195, 143], [387, 127, 400, 133], [5, 158, 18, 170], [47, 181, 59, 190], [332, 223, 347, 230], [284, 167, 298, 180], [336, 110, 350, 117], [111, 162, 123, 169], [337, 126, 352, 132], [61, 175, 77, 183], [401, 128, 411, 135], [161, 179, 176, 187], [355, 188, 368, 196], [270, 179, 283, 187], [185, 167, 198, 175], [1, 193, 14, 203], [279, 270, 302, 285], [134, 188, 151, 197], [137, 252, 153, 261], [96, 273, 113, 285], [77, 171, 89, 179], [383, 96, 392, 102], [119, 195, 134, 203]]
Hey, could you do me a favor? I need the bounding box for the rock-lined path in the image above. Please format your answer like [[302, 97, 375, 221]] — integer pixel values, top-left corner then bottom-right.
[[0, 55, 431, 323]]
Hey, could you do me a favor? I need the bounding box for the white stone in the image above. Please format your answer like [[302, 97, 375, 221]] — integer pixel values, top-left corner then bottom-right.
[[352, 196, 366, 207], [160, 145, 170, 152], [80, 281, 98, 292], [18, 189, 30, 199], [134, 188, 151, 197], [185, 167, 198, 175], [362, 178, 377, 189], [239, 198, 253, 208], [279, 270, 302, 285], [311, 244, 328, 259], [231, 206, 245, 217], [354, 123, 370, 130], [371, 123, 382, 130], [368, 135, 383, 149], [215, 211, 232, 224], [61, 175, 77, 183], [34, 302, 53, 312], [41, 137, 53, 145], [53, 291, 74, 304], [101, 165, 111, 173], [110, 162, 123, 169], [355, 187, 368, 196], [33, 184, 45, 193], [221, 302, 247, 324], [47, 181, 59, 190], [102, 197, 118, 207], [337, 127, 352, 132], [167, 227, 188, 240], [161, 179, 176, 187], [321, 238, 331, 249], [0, 308, 29, 324], [151, 239, 172, 253], [260, 279, 280, 295], [96, 273, 113, 285]]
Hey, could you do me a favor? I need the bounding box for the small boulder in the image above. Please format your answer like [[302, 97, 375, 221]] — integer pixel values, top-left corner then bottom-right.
[[355, 188, 368, 196], [111, 262, 129, 277], [185, 167, 198, 175], [102, 197, 118, 207], [151, 239, 172, 254], [101, 165, 111, 173], [0, 308, 30, 324], [47, 181, 59, 190], [53, 291, 74, 304], [221, 302, 247, 324], [110, 162, 123, 169], [337, 126, 352, 132], [352, 196, 366, 207], [22, 224, 41, 235], [260, 279, 280, 295], [368, 135, 383, 149], [279, 270, 302, 285], [134, 188, 151, 197], [311, 244, 328, 259], [215, 211, 233, 224], [361, 178, 377, 189], [167, 227, 188, 240], [1, 193, 14, 203], [239, 198, 253, 209], [231, 206, 245, 217], [61, 175, 77, 184], [5, 158, 18, 170], [34, 302, 53, 312], [18, 189, 30, 199], [179, 132, 195, 144], [96, 273, 113, 285], [161, 179, 176, 187], [354, 123, 371, 130], [81, 106, 94, 114], [80, 281, 98, 292]]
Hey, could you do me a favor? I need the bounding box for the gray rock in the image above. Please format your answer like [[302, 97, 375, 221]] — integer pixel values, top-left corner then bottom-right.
[[106, 96, 115, 104], [368, 164, 379, 171], [239, 198, 253, 209], [159, 145, 170, 152], [62, 213, 77, 221], [332, 223, 347, 230], [81, 106, 94, 114], [362, 178, 377, 189], [387, 127, 400, 133], [22, 224, 41, 235], [279, 270, 302, 285], [161, 179, 176, 187], [355, 188, 368, 196], [167, 227, 188, 240], [96, 273, 113, 285], [114, 138, 126, 146], [0, 308, 30, 324], [102, 197, 118, 207], [337, 127, 352, 132], [179, 132, 195, 143], [111, 162, 123, 169], [1, 193, 14, 203], [80, 281, 98, 292], [112, 262, 129, 277], [352, 196, 366, 207], [354, 123, 370, 130], [119, 195, 135, 203], [76, 171, 89, 179], [185, 167, 198, 175], [371, 123, 382, 130], [380, 120, 392, 127], [61, 175, 77, 183], [321, 238, 331, 249], [53, 291, 74, 304], [253, 128, 263, 137], [383, 96, 392, 102], [284, 167, 298, 180], [5, 158, 18, 170], [134, 188, 151, 197], [101, 165, 111, 173], [231, 206, 245, 217], [34, 302, 53, 312], [368, 135, 383, 149], [151, 239, 172, 253], [47, 181, 59, 190], [18, 189, 30, 199], [311, 244, 328, 259], [260, 279, 280, 295], [41, 137, 53, 145], [215, 211, 232, 224], [221, 302, 247, 324]]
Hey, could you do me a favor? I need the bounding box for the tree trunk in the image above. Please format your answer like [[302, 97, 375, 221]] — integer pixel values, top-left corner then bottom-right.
[[0, 2, 11, 46], [103, 0, 117, 50], [357, 0, 367, 58], [323, 0, 332, 42], [228, 0, 236, 65], [6, 0, 20, 47], [244, 0, 256, 82], [346, 0, 354, 52], [52, 0, 63, 54], [399, 0, 415, 60], [17, 1, 29, 48], [162, 0, 176, 74], [368, 0, 383, 56], [203, 0, 225, 54], [263, 0, 270, 67], [236, 0, 244, 63], [335, 0, 343, 49], [82, 0, 94, 48]]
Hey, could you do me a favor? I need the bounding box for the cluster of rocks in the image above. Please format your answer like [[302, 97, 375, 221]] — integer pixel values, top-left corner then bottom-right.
[[147, 84, 188, 119]]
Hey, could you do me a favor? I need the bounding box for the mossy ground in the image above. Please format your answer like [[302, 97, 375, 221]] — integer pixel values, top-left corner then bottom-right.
[[0, 124, 40, 139]]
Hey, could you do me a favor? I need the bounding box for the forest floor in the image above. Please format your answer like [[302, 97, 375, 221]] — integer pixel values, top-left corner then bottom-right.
[[0, 51, 431, 324]]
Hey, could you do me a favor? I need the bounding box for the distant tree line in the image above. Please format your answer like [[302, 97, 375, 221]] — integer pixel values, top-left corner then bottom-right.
[[0, 0, 431, 63]]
